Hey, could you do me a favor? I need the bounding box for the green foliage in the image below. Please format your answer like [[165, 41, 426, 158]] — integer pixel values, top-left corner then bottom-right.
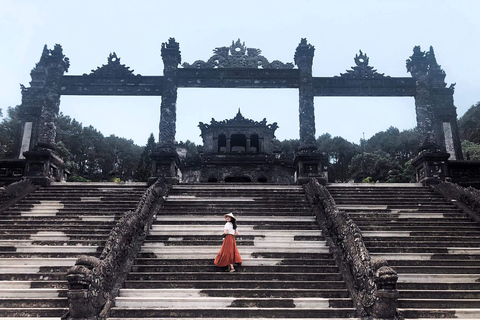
[[55, 113, 142, 181], [365, 126, 419, 165], [276, 139, 301, 162], [458, 101, 480, 143], [316, 133, 358, 182], [0, 106, 21, 158], [348, 151, 402, 183], [462, 140, 480, 160], [67, 174, 91, 182], [134, 133, 156, 182]]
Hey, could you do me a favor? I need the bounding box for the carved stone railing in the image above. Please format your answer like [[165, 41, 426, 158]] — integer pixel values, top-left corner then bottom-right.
[[304, 179, 401, 319], [433, 181, 480, 224], [64, 178, 172, 320], [0, 179, 38, 213]]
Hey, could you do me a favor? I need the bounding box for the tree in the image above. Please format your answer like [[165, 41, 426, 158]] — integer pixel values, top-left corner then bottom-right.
[[348, 151, 402, 183], [0, 106, 21, 158], [462, 140, 480, 160], [365, 126, 419, 165], [134, 133, 156, 181], [316, 133, 358, 182], [458, 101, 480, 143]]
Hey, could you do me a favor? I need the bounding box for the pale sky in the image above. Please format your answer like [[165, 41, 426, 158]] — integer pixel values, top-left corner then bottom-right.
[[1, 0, 479, 146]]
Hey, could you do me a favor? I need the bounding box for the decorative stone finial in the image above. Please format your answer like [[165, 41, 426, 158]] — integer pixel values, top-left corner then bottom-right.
[[339, 50, 387, 78], [86, 52, 137, 77], [294, 38, 315, 66], [182, 39, 293, 69], [161, 37, 182, 64]]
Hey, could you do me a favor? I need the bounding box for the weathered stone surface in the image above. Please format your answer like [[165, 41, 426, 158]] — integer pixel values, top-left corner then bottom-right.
[[65, 178, 172, 319], [295, 39, 316, 149], [159, 38, 181, 148], [304, 178, 401, 319], [339, 50, 388, 79], [183, 39, 294, 69]]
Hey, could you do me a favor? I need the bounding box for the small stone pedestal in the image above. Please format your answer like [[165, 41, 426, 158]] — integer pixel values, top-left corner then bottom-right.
[[149, 146, 181, 185], [293, 148, 328, 185], [412, 151, 450, 186], [23, 149, 66, 186]]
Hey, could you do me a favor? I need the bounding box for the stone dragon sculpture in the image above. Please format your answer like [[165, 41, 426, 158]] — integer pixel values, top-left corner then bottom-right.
[[64, 178, 171, 320], [304, 179, 401, 320]]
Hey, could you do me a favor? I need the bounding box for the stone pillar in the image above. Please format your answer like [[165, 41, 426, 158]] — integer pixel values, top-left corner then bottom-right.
[[20, 44, 70, 185], [151, 38, 181, 183], [246, 138, 251, 153], [293, 39, 327, 184], [426, 47, 463, 160], [159, 38, 181, 147], [407, 46, 463, 184], [294, 38, 316, 150], [407, 46, 439, 153]]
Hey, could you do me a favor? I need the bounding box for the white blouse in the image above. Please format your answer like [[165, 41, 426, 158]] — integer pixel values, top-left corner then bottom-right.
[[224, 222, 237, 235]]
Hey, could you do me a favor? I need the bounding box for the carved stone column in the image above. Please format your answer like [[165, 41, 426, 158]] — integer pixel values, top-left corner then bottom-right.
[[20, 44, 70, 185], [159, 38, 181, 147], [407, 46, 438, 153], [293, 39, 327, 184], [294, 38, 316, 150], [426, 47, 463, 160], [151, 38, 181, 183], [407, 46, 462, 185]]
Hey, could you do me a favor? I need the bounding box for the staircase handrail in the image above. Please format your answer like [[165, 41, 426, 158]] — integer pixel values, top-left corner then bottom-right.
[[304, 179, 401, 320], [64, 178, 172, 320], [433, 181, 480, 224], [0, 179, 38, 213]]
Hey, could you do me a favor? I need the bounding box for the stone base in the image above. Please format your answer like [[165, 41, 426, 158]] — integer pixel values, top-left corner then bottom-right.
[[412, 151, 450, 186], [23, 149, 66, 186], [150, 146, 181, 182], [293, 149, 328, 185]]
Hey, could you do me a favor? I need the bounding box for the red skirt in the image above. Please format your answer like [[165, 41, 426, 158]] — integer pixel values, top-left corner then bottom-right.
[[214, 234, 242, 267]]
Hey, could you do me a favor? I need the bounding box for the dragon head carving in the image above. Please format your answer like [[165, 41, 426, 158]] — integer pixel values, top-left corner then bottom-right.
[[66, 255, 107, 319]]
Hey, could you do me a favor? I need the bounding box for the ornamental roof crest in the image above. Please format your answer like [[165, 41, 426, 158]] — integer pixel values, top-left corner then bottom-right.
[[338, 50, 388, 78], [198, 109, 279, 132], [183, 39, 294, 69], [85, 53, 138, 77]]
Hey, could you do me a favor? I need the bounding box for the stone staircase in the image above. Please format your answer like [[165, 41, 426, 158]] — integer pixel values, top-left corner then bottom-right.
[[328, 184, 480, 319], [0, 182, 147, 318], [108, 184, 356, 319]]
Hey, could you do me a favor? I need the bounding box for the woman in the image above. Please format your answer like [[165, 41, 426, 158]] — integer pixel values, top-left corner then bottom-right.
[[214, 212, 242, 272]]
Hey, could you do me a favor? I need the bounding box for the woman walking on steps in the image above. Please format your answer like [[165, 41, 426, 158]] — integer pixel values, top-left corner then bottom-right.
[[214, 213, 242, 272]]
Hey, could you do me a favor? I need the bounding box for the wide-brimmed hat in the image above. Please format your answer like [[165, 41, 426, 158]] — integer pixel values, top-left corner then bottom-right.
[[224, 212, 236, 219]]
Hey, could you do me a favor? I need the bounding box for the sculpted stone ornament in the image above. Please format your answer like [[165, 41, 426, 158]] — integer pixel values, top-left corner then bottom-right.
[[339, 50, 387, 78], [65, 179, 172, 319], [65, 255, 108, 320], [86, 53, 138, 78], [182, 39, 294, 69], [304, 179, 401, 319], [199, 109, 278, 132]]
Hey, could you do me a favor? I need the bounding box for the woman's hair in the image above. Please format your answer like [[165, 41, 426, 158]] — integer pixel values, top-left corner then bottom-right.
[[230, 217, 237, 230]]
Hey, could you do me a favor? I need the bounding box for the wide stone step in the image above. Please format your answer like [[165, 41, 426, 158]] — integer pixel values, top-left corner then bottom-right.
[[0, 288, 66, 298], [119, 288, 350, 298], [393, 266, 480, 274], [399, 308, 480, 318], [108, 307, 357, 318], [124, 280, 348, 289], [114, 296, 353, 308], [399, 290, 480, 299], [0, 308, 67, 317], [364, 241, 480, 248], [130, 265, 339, 273], [126, 272, 343, 281], [0, 298, 67, 308], [398, 298, 480, 308]]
